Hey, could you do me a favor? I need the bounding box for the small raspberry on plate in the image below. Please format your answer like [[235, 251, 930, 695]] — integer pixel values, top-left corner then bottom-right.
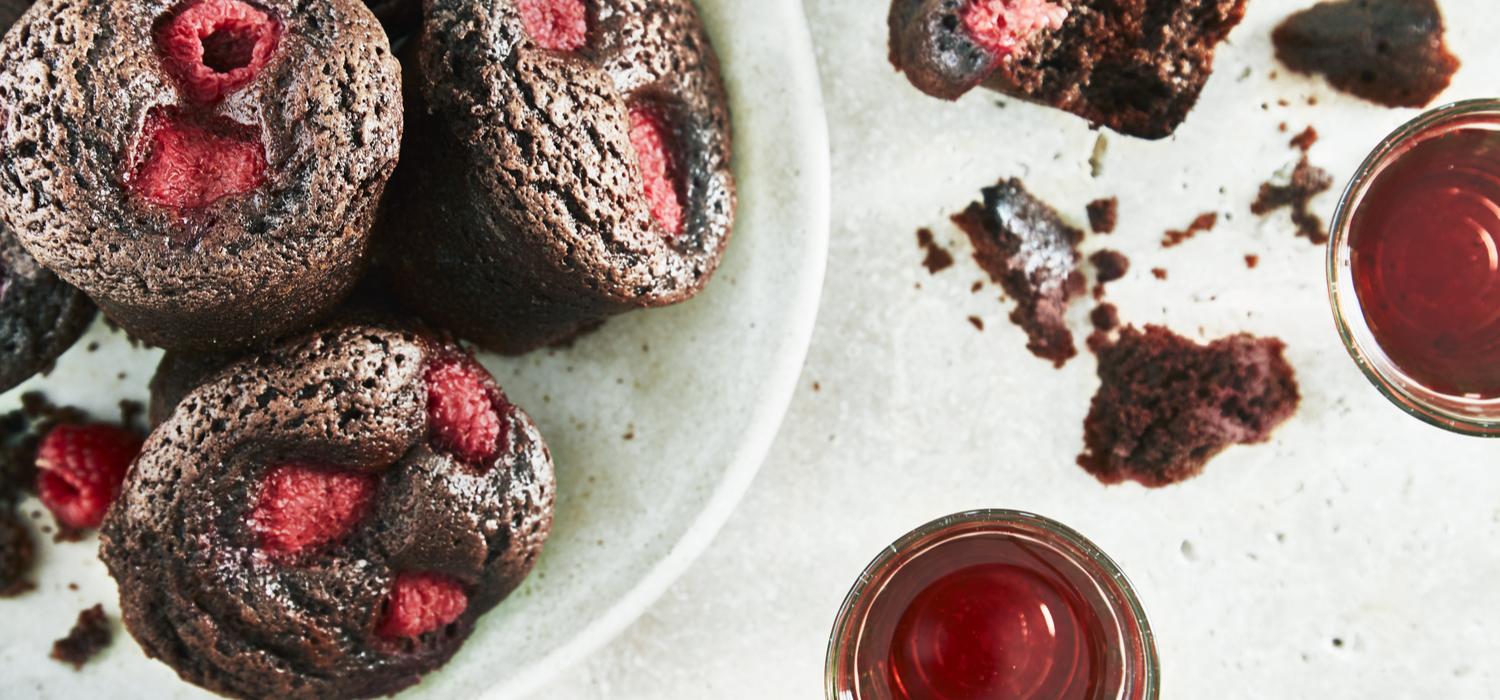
[[35, 424, 144, 530], [377, 572, 468, 639]]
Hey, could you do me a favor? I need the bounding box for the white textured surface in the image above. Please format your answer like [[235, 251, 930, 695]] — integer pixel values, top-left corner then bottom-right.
[[540, 0, 1500, 698], [0, 0, 828, 696]]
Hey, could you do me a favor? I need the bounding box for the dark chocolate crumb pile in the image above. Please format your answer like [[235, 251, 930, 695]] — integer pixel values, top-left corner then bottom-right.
[[916, 227, 955, 274], [1163, 213, 1219, 248], [1252, 157, 1334, 245], [1078, 325, 1300, 487], [51, 604, 112, 670], [953, 179, 1086, 367], [1290, 126, 1319, 153], [1087, 197, 1118, 234], [1273, 0, 1459, 109]]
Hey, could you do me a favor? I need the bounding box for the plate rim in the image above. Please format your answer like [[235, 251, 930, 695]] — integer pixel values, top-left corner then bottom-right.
[[483, 1, 831, 697]]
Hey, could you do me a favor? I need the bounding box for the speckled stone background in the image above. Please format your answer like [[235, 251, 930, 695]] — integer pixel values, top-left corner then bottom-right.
[[541, 0, 1500, 697]]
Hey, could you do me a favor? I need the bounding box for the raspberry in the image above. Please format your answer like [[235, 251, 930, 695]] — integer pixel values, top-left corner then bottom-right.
[[34, 424, 144, 530], [157, 0, 282, 104], [628, 106, 684, 236], [516, 0, 588, 51], [377, 572, 468, 639], [250, 463, 375, 555], [425, 355, 504, 465], [961, 0, 1069, 57], [127, 108, 267, 210]]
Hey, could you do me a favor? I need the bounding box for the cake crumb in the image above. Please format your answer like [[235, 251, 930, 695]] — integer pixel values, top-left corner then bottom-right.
[[1086, 197, 1118, 234], [1090, 304, 1120, 332], [1245, 254, 1260, 269], [1089, 249, 1130, 285], [968, 316, 985, 332], [1252, 156, 1334, 244], [1151, 268, 1168, 280], [916, 228, 955, 274], [51, 604, 112, 670], [1162, 213, 1218, 248], [1078, 326, 1300, 487], [1289, 126, 1319, 152]]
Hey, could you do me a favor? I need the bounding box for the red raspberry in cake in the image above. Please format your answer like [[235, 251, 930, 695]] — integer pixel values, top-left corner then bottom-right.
[[962, 0, 1068, 57], [629, 105, 685, 236], [157, 0, 282, 104], [251, 463, 376, 555], [425, 355, 503, 464], [128, 109, 266, 210], [517, 0, 587, 51], [377, 572, 468, 639], [35, 424, 144, 530]]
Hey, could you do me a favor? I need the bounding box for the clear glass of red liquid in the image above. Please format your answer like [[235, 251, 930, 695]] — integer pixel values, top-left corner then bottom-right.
[[1329, 99, 1500, 435], [826, 510, 1158, 700]]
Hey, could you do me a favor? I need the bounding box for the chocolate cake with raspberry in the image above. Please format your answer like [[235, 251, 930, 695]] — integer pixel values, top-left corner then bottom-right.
[[0, 0, 402, 353], [1078, 325, 1300, 487], [889, 0, 1249, 139], [100, 323, 555, 698], [378, 0, 736, 354]]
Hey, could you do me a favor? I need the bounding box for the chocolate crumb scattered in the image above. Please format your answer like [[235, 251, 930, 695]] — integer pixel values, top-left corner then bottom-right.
[[1078, 326, 1300, 487], [1089, 250, 1131, 285], [1090, 304, 1120, 332], [970, 281, 984, 294], [1163, 213, 1218, 248], [68, 582, 79, 591], [1152, 268, 1168, 280], [1086, 197, 1118, 234], [1290, 126, 1319, 152], [968, 316, 985, 332], [952, 178, 1086, 368], [917, 228, 955, 274], [85, 342, 99, 353], [1273, 0, 1459, 109], [51, 604, 112, 670], [1245, 254, 1260, 269], [0, 512, 36, 597], [812, 382, 821, 392], [1252, 156, 1334, 244]]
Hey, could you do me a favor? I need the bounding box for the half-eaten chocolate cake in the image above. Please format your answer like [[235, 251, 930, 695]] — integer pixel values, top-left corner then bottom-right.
[[0, 0, 402, 352], [100, 322, 555, 698], [889, 0, 1249, 139], [379, 0, 736, 354]]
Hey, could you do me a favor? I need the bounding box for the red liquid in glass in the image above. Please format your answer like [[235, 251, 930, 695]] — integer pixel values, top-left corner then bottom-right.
[[1351, 125, 1500, 397], [855, 534, 1111, 700]]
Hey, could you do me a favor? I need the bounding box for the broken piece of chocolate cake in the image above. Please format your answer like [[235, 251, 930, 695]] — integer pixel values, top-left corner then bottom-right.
[[889, 0, 1249, 138], [953, 178, 1086, 367], [1079, 325, 1299, 487]]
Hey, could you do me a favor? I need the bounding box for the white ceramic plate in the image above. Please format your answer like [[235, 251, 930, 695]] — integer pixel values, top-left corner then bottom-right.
[[0, 0, 830, 696]]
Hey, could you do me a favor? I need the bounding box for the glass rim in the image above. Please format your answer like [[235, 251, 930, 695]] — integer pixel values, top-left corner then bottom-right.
[[824, 508, 1160, 700], [1327, 98, 1500, 437]]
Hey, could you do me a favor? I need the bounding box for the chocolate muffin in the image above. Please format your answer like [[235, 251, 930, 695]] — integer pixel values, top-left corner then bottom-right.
[[100, 323, 555, 699], [889, 0, 1249, 139], [0, 0, 402, 353], [0, 0, 96, 394], [379, 0, 736, 354]]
